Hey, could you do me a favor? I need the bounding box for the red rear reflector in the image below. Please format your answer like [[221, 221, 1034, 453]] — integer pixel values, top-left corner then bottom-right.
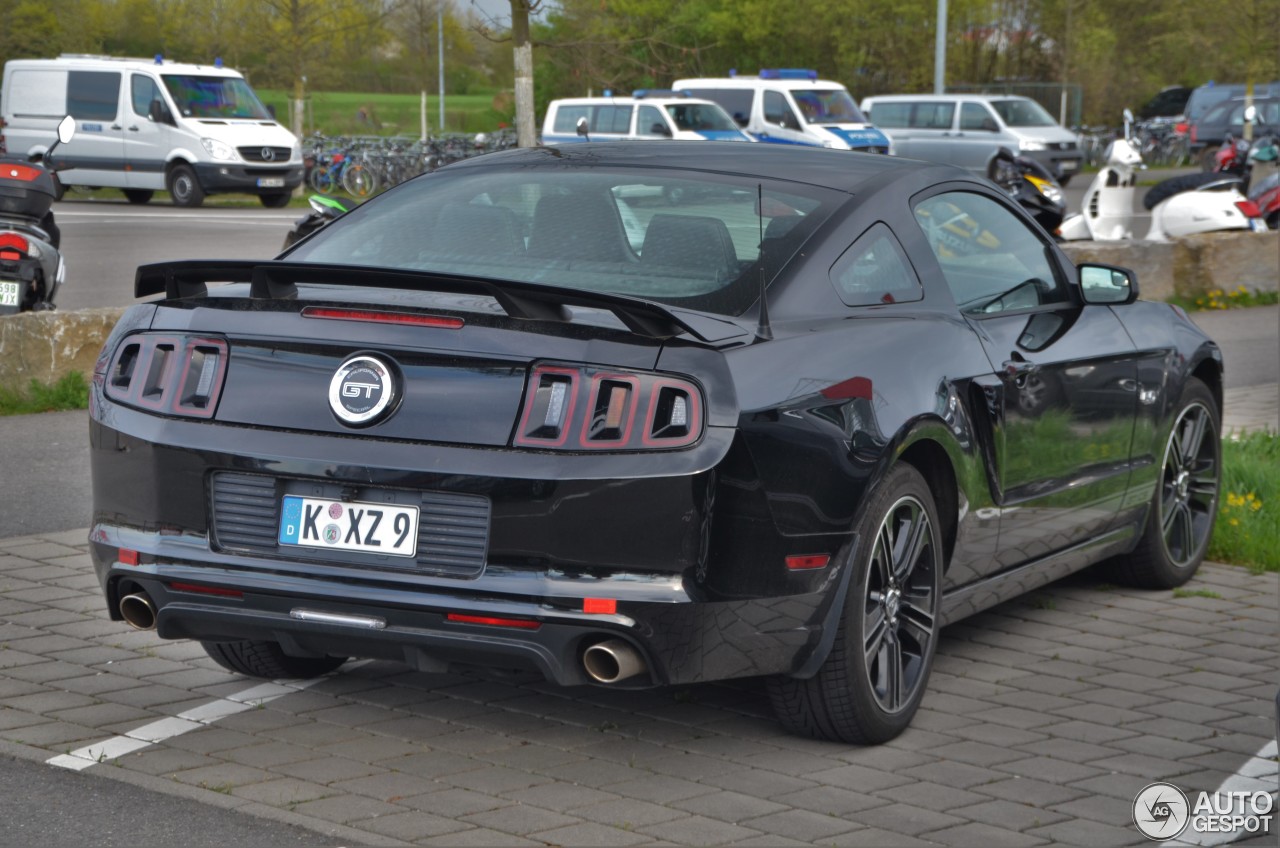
[[446, 613, 541, 630], [118, 548, 139, 566], [169, 582, 244, 598], [0, 232, 30, 253], [0, 250, 20, 261], [584, 598, 617, 614], [786, 554, 830, 570], [1, 163, 42, 182], [1235, 199, 1262, 218], [302, 306, 464, 329]]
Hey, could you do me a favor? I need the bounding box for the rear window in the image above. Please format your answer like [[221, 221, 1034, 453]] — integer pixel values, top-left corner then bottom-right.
[[287, 166, 842, 317]]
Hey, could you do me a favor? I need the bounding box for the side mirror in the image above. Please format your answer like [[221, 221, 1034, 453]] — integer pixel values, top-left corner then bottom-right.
[[148, 99, 172, 125], [56, 115, 75, 145], [1079, 262, 1138, 305], [650, 122, 672, 137], [733, 112, 748, 127], [981, 117, 999, 132], [266, 103, 277, 120], [576, 116, 590, 139], [781, 112, 801, 131], [1244, 104, 1258, 124]]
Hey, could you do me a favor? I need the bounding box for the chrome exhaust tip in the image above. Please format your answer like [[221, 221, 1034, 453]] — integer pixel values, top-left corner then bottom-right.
[[119, 592, 157, 631], [582, 638, 646, 684]]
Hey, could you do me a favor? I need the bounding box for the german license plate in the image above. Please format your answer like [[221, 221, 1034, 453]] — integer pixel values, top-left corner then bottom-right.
[[0, 281, 18, 307], [1059, 160, 1079, 172], [257, 177, 285, 188], [278, 496, 418, 557]]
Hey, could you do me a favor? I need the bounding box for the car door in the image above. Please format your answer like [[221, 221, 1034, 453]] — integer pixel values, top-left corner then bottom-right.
[[62, 69, 127, 188], [910, 188, 1140, 570], [124, 73, 170, 190], [902, 100, 957, 164], [757, 90, 809, 145], [953, 101, 1003, 173]]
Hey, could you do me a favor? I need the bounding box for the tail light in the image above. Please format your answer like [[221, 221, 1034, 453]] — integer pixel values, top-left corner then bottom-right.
[[1190, 124, 1198, 143], [1, 163, 43, 182], [514, 363, 702, 450], [0, 232, 29, 261], [1235, 199, 1262, 218], [102, 332, 229, 418]]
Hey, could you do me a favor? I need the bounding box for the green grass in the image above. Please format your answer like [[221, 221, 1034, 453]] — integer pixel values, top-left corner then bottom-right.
[[1167, 288, 1279, 312], [256, 89, 512, 137], [1208, 431, 1279, 572], [0, 373, 88, 416], [59, 186, 313, 209]]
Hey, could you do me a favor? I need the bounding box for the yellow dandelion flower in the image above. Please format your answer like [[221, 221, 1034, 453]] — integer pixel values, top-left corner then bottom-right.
[[1252, 501, 1262, 512], [1229, 518, 1239, 526]]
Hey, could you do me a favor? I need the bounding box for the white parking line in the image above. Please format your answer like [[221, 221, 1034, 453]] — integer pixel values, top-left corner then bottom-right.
[[1165, 739, 1279, 847], [45, 673, 351, 772]]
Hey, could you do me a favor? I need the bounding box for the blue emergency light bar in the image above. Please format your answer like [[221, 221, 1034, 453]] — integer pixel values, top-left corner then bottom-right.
[[633, 89, 691, 99], [758, 69, 819, 81]]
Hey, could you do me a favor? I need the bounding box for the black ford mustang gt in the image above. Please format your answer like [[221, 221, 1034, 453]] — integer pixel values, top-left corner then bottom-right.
[[89, 142, 1221, 744]]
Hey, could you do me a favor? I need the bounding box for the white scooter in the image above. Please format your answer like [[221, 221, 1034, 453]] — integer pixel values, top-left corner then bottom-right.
[[1059, 109, 1266, 241]]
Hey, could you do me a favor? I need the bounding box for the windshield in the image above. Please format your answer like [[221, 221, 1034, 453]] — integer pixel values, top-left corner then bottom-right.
[[989, 99, 1057, 127], [792, 89, 867, 124], [286, 167, 838, 316], [161, 75, 271, 120], [664, 102, 740, 132]]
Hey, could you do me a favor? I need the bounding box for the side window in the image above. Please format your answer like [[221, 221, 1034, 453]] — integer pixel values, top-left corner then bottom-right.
[[595, 105, 632, 134], [868, 102, 911, 128], [636, 105, 667, 137], [912, 191, 1063, 315], [912, 102, 955, 130], [67, 71, 120, 121], [553, 105, 589, 133], [959, 102, 993, 131], [763, 90, 798, 129], [131, 74, 162, 118], [830, 223, 923, 307]]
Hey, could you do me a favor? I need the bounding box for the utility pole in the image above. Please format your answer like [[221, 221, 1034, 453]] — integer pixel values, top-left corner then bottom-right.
[[934, 0, 947, 94], [438, 2, 445, 132]]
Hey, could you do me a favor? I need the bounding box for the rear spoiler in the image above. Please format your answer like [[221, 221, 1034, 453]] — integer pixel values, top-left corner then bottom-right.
[[134, 259, 746, 342]]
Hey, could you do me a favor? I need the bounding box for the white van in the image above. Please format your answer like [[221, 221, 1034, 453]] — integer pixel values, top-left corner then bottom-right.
[[860, 93, 1083, 184], [542, 91, 753, 144], [672, 69, 891, 153], [1, 55, 303, 207]]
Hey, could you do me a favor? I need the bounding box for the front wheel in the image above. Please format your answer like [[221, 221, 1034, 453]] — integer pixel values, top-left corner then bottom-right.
[[167, 164, 205, 208], [769, 463, 942, 744], [1113, 377, 1220, 588], [123, 189, 154, 205], [203, 639, 347, 679]]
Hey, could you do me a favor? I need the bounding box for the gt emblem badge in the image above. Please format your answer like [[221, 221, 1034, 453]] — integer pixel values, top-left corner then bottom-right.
[[329, 354, 398, 426]]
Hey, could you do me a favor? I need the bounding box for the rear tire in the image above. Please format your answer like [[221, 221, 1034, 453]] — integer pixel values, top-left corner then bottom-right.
[[202, 639, 347, 679], [1113, 377, 1220, 589], [768, 463, 942, 744], [167, 164, 205, 208], [123, 189, 154, 205]]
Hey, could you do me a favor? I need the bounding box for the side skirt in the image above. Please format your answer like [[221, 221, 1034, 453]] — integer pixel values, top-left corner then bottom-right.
[[940, 523, 1138, 626]]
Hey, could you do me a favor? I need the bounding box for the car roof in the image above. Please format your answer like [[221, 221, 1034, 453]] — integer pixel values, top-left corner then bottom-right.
[[446, 141, 954, 193]]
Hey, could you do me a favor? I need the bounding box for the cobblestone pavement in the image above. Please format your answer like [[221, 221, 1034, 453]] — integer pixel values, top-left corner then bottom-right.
[[0, 529, 1275, 846]]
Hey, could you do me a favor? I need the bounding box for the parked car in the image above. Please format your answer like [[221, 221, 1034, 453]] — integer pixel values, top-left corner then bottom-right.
[[672, 69, 891, 153], [1138, 86, 1193, 121], [89, 142, 1222, 745], [1190, 96, 1280, 169], [861, 93, 1084, 184], [542, 91, 752, 145]]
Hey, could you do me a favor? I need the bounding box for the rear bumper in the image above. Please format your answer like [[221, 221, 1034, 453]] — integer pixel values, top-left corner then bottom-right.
[[89, 404, 855, 687]]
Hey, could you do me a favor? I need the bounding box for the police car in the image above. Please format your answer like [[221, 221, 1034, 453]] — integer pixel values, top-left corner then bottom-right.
[[541, 90, 753, 145], [673, 69, 891, 153]]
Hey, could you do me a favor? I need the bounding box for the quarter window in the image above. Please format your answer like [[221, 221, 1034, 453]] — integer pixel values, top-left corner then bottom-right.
[[913, 191, 1063, 315], [830, 223, 922, 307]]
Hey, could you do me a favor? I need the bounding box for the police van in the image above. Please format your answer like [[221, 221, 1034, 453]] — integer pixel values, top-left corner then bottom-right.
[[672, 69, 891, 153], [542, 91, 753, 144], [1, 54, 303, 207]]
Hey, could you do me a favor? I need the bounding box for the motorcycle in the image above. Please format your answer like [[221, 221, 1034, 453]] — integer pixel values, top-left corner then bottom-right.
[[989, 147, 1067, 234], [282, 194, 358, 250], [0, 115, 74, 315], [1059, 109, 1265, 241]]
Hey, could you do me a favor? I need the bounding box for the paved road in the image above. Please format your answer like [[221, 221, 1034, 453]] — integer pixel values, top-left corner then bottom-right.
[[0, 527, 1274, 846]]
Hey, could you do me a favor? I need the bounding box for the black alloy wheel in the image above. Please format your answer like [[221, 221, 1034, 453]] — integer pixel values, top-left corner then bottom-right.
[[769, 463, 942, 744], [1114, 377, 1220, 588]]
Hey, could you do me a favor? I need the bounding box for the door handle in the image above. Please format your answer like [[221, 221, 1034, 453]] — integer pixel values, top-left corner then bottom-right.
[[1003, 358, 1038, 377], [128, 126, 140, 132], [111, 124, 122, 130]]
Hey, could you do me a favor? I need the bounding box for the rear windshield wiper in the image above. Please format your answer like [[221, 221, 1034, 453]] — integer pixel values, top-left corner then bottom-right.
[[135, 259, 743, 342]]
